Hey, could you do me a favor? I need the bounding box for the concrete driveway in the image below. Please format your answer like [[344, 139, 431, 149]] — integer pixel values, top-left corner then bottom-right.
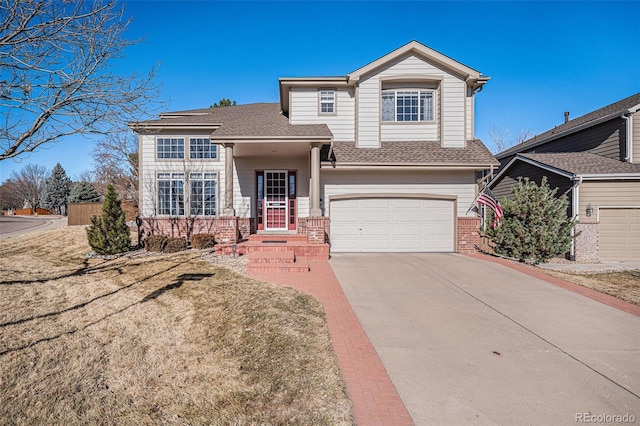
[[330, 253, 640, 426]]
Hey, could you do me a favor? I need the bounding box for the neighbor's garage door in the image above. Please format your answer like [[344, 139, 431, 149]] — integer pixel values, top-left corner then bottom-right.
[[599, 208, 640, 261], [330, 198, 454, 252]]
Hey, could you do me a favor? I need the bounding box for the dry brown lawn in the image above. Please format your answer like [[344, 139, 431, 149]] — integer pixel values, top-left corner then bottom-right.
[[541, 269, 640, 306], [0, 227, 353, 425]]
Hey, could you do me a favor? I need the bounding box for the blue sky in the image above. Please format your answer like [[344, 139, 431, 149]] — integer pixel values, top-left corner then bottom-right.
[[1, 0, 639, 182]]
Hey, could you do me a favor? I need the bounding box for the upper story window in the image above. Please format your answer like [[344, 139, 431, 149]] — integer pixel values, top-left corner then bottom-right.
[[381, 89, 434, 122], [157, 138, 184, 159], [190, 138, 217, 159], [319, 90, 335, 114]]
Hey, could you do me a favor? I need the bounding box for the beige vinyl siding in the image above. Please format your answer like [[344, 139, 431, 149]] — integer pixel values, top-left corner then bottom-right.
[[380, 123, 437, 141], [633, 112, 640, 163], [321, 169, 476, 217], [356, 54, 469, 148], [579, 180, 640, 217], [289, 88, 355, 141], [234, 156, 310, 218], [139, 131, 223, 217]]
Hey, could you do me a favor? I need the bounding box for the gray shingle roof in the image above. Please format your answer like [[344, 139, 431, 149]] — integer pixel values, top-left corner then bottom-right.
[[519, 152, 640, 176], [497, 92, 640, 158], [133, 103, 332, 139], [322, 140, 499, 166]]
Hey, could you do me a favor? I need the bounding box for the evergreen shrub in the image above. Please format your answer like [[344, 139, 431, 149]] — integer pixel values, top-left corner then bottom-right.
[[86, 184, 131, 255], [486, 177, 578, 264]]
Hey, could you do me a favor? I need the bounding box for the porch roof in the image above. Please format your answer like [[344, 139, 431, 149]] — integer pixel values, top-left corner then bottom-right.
[[322, 140, 499, 168], [130, 103, 332, 140]]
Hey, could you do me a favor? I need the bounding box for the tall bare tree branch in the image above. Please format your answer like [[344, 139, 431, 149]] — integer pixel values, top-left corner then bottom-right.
[[0, 0, 162, 160]]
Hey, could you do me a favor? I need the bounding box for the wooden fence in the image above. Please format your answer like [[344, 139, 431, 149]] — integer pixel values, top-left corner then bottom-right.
[[7, 208, 52, 216], [68, 201, 138, 226]]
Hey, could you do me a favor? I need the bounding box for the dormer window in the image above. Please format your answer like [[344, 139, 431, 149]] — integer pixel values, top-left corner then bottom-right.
[[319, 90, 335, 114], [381, 89, 434, 122]]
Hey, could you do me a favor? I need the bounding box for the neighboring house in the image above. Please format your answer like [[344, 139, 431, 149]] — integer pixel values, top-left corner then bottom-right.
[[490, 93, 640, 262], [130, 41, 498, 256]]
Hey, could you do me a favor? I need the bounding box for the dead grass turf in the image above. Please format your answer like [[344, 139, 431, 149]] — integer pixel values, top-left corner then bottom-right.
[[0, 227, 353, 425], [541, 269, 640, 306]]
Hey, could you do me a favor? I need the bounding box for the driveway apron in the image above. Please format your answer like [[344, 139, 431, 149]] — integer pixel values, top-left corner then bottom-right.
[[330, 253, 640, 426]]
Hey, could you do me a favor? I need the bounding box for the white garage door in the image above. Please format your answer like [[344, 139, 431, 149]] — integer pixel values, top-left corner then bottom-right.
[[599, 208, 640, 261], [330, 198, 455, 252]]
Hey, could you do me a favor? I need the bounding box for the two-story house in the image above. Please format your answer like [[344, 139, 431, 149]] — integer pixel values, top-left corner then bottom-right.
[[130, 41, 498, 258], [489, 93, 640, 262]]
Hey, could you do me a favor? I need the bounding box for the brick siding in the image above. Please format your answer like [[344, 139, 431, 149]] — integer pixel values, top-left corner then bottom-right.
[[457, 217, 481, 253]]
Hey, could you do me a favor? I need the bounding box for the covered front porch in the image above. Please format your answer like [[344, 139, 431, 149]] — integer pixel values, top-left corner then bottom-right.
[[139, 139, 331, 260]]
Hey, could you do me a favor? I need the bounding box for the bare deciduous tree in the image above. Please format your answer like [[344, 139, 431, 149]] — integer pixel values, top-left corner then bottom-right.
[[0, 178, 23, 210], [92, 129, 139, 205], [488, 127, 535, 153], [10, 163, 48, 210], [0, 0, 161, 160]]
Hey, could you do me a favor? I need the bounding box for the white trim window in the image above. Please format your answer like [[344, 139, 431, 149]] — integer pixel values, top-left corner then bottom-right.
[[157, 173, 184, 215], [381, 90, 434, 122], [190, 172, 217, 216], [157, 138, 185, 159], [189, 138, 217, 159], [319, 90, 335, 114]]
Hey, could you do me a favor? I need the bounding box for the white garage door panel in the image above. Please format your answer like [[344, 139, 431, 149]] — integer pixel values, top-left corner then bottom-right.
[[599, 208, 640, 261], [330, 197, 455, 252]]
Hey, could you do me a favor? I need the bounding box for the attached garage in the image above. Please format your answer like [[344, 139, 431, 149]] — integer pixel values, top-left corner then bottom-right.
[[598, 208, 640, 261], [329, 195, 456, 252]]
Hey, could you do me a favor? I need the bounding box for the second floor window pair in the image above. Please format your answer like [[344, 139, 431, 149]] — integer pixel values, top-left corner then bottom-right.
[[157, 138, 218, 160], [382, 90, 434, 122]]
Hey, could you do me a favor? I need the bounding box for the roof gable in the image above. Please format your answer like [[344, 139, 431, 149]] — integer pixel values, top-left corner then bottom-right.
[[347, 41, 487, 85], [490, 152, 640, 188]]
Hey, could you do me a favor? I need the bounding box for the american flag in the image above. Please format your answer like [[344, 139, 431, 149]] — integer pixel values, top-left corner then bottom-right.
[[475, 187, 503, 228]]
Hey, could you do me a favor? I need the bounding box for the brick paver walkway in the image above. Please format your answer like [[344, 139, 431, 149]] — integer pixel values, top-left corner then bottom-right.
[[249, 260, 414, 425]]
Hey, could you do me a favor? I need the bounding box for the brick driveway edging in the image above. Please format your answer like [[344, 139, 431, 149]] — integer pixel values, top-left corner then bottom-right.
[[249, 260, 414, 425], [465, 253, 640, 317]]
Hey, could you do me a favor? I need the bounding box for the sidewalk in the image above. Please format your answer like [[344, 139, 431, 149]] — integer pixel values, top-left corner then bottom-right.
[[249, 261, 414, 425]]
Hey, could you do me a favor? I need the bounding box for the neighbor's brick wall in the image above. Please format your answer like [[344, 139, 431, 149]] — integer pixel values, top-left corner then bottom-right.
[[457, 217, 481, 253], [574, 222, 598, 262]]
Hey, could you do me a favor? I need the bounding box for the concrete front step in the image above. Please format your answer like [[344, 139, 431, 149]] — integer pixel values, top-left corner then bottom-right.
[[247, 256, 310, 273]]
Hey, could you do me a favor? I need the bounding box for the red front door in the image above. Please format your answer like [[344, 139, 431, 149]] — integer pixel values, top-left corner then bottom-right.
[[257, 171, 296, 231]]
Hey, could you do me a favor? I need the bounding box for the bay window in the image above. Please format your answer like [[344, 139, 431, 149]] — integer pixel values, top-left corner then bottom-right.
[[381, 89, 434, 122]]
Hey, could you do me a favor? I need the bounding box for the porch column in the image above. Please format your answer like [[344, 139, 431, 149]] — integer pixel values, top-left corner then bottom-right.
[[309, 142, 322, 216], [223, 143, 236, 216]]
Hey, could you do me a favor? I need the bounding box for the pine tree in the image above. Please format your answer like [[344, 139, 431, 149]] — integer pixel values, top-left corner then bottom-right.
[[486, 177, 578, 264], [68, 181, 101, 203], [42, 163, 71, 214], [86, 184, 131, 255]]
